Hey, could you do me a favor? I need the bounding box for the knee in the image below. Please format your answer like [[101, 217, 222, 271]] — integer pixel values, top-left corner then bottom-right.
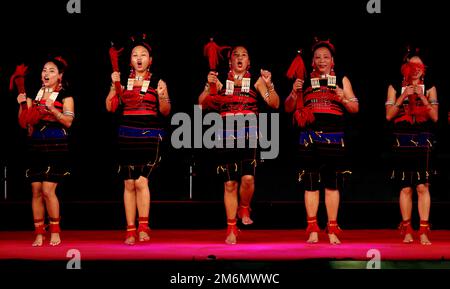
[[135, 177, 149, 192], [41, 189, 55, 199], [124, 181, 136, 192], [325, 189, 339, 197], [32, 189, 42, 199], [241, 176, 254, 189], [224, 181, 238, 195], [416, 184, 429, 196], [400, 187, 413, 197]]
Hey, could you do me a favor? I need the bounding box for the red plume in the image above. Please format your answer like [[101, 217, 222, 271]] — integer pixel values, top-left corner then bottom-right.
[[9, 64, 29, 93], [18, 107, 42, 129], [287, 50, 313, 127], [293, 107, 315, 128], [286, 50, 306, 80], [109, 45, 123, 72], [109, 43, 124, 101], [203, 38, 230, 70]]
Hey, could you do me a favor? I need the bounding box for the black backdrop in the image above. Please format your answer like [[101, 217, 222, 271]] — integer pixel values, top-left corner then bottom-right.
[[1, 0, 449, 203]]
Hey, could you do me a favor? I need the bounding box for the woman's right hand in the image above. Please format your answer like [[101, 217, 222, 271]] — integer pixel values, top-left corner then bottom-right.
[[397, 85, 414, 104], [111, 72, 121, 83], [207, 71, 218, 84], [293, 78, 304, 92], [403, 85, 415, 96], [17, 93, 27, 104]]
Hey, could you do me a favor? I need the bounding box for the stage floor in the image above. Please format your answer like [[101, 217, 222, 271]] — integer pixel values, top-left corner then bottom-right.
[[1, 229, 450, 262]]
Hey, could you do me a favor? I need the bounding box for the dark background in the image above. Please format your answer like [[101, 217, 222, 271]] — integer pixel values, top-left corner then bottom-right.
[[0, 0, 449, 229]]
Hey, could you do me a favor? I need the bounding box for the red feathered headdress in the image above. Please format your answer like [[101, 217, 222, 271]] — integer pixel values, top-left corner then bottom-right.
[[401, 46, 425, 85], [130, 33, 152, 55], [312, 37, 336, 56]]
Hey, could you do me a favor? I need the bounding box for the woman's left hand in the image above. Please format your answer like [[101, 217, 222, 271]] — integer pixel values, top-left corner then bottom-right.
[[260, 69, 272, 86], [335, 85, 346, 103], [45, 98, 55, 110], [157, 80, 168, 97]]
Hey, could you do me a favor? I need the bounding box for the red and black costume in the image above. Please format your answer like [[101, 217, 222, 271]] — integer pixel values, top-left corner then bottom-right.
[[112, 72, 166, 180], [387, 77, 437, 188], [294, 71, 353, 191], [203, 70, 260, 182], [23, 88, 72, 183]]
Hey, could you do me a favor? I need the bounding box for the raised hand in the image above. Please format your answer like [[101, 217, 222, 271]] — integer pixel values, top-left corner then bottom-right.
[[293, 78, 304, 92], [17, 93, 27, 104], [157, 79, 168, 97], [260, 69, 272, 86], [207, 71, 219, 84]]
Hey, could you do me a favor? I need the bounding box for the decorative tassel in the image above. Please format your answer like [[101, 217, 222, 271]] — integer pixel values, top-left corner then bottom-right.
[[109, 43, 124, 100], [9, 64, 29, 93], [286, 50, 306, 80], [293, 107, 315, 128], [18, 106, 41, 130], [203, 38, 230, 95], [287, 50, 314, 127]]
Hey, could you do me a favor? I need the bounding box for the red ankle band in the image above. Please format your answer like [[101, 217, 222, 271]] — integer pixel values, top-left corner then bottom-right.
[[419, 220, 430, 234], [49, 217, 61, 233], [237, 206, 251, 219], [126, 225, 137, 239], [227, 218, 237, 226], [138, 217, 149, 224], [326, 220, 342, 236], [399, 220, 414, 236], [306, 216, 320, 234], [34, 224, 46, 235]]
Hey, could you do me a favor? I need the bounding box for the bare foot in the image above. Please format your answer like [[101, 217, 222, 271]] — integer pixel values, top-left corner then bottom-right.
[[306, 232, 319, 243], [225, 231, 237, 245], [328, 234, 341, 245], [403, 233, 413, 243], [49, 233, 61, 246], [32, 234, 44, 247], [139, 231, 150, 242], [420, 234, 431, 245], [124, 235, 136, 245], [241, 215, 253, 225]]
